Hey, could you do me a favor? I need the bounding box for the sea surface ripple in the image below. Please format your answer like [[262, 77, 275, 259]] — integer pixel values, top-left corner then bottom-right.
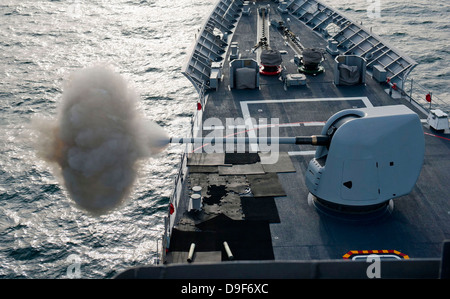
[[0, 0, 448, 278]]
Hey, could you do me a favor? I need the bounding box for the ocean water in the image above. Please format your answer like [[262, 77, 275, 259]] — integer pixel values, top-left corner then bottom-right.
[[0, 0, 448, 278]]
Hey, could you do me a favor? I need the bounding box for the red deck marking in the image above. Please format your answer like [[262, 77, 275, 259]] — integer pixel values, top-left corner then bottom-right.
[[424, 132, 450, 141], [343, 249, 410, 259]]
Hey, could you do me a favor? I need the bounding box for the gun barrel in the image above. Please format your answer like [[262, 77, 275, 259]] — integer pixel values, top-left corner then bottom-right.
[[169, 135, 329, 146]]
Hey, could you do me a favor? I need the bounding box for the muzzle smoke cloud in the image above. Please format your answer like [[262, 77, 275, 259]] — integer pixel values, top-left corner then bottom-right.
[[33, 66, 169, 215]]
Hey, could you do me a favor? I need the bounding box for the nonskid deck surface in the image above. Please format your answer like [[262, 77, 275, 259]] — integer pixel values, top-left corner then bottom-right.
[[166, 1, 450, 264]]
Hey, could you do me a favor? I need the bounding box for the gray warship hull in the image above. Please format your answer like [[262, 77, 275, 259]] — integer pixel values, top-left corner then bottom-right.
[[116, 0, 450, 279]]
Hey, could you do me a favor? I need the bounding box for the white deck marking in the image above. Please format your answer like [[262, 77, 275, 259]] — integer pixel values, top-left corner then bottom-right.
[[240, 97, 373, 152], [288, 151, 316, 156]]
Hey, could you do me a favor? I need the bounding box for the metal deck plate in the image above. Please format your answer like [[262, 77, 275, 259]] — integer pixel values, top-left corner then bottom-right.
[[247, 173, 287, 197], [187, 153, 226, 166], [218, 163, 265, 175], [260, 152, 296, 173]]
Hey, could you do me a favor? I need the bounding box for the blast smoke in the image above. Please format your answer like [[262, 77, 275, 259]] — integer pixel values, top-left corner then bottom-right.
[[33, 66, 169, 215]]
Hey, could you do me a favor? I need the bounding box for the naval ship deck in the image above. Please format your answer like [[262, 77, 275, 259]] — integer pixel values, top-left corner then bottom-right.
[[163, 0, 450, 270]]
